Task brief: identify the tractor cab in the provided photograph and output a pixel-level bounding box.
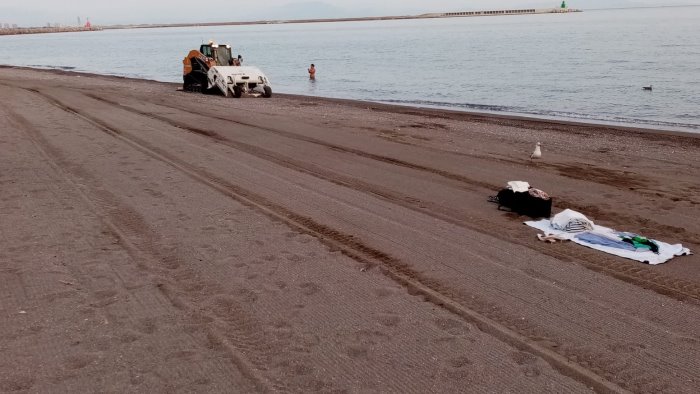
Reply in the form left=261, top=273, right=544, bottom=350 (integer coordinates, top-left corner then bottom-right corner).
left=200, top=43, right=233, bottom=66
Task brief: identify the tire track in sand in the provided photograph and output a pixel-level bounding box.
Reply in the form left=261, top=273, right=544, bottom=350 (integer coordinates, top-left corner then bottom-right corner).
left=25, top=88, right=631, bottom=393
left=3, top=88, right=276, bottom=393
left=85, top=92, right=700, bottom=304
left=66, top=89, right=700, bottom=389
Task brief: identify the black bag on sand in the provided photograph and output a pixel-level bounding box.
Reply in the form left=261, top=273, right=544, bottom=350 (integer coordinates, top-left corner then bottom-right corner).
left=493, top=188, right=552, bottom=218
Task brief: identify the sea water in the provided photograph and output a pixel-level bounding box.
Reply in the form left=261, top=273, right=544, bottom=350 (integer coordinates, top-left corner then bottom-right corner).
left=1, top=6, right=699, bottom=132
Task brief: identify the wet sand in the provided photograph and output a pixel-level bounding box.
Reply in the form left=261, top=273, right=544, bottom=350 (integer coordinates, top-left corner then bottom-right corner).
left=1, top=67, right=699, bottom=393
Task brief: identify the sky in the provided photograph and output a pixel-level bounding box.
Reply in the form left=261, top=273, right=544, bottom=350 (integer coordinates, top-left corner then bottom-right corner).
left=1, top=0, right=698, bottom=27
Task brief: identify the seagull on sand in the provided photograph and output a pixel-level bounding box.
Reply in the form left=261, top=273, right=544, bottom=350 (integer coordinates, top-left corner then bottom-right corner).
left=531, top=142, right=542, bottom=159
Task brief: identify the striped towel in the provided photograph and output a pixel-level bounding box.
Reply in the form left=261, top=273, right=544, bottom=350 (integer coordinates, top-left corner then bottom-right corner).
left=550, top=209, right=594, bottom=233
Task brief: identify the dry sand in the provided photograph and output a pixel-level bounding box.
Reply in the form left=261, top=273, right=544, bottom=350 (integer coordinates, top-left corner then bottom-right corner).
left=1, top=67, right=699, bottom=393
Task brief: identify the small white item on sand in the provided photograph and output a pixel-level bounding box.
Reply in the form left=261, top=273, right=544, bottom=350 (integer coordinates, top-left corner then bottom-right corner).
left=507, top=181, right=530, bottom=193
left=531, top=142, right=542, bottom=159
left=18, top=310, right=27, bottom=314
left=537, top=234, right=569, bottom=243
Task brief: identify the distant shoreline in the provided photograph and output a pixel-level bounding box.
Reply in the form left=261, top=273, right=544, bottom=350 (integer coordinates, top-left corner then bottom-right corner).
left=103, top=15, right=421, bottom=30
left=0, top=26, right=101, bottom=36
left=1, top=8, right=578, bottom=36
left=102, top=7, right=581, bottom=31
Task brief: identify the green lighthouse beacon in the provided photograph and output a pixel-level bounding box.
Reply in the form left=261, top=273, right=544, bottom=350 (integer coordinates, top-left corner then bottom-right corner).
left=561, top=1, right=567, bottom=8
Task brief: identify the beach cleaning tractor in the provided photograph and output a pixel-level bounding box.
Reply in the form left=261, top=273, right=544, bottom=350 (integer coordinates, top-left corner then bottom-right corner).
left=182, top=41, right=272, bottom=98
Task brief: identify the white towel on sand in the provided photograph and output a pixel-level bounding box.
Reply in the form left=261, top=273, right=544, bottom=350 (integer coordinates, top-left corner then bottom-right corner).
left=525, top=219, right=691, bottom=265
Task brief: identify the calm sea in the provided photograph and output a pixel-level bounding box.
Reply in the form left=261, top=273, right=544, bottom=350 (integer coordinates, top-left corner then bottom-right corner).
left=1, top=6, right=699, bottom=132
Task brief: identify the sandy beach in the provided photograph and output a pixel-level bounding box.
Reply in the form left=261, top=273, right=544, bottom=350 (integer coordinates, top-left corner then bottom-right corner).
left=1, top=66, right=699, bottom=392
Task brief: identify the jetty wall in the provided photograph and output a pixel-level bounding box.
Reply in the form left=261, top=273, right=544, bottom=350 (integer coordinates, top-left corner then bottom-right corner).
left=0, top=26, right=101, bottom=36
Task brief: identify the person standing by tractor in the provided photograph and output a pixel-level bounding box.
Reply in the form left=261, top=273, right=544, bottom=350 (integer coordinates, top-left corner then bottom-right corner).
left=308, top=64, right=316, bottom=80
left=229, top=55, right=242, bottom=66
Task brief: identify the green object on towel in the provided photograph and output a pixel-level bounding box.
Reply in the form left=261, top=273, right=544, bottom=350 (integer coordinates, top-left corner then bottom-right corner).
left=621, top=235, right=659, bottom=253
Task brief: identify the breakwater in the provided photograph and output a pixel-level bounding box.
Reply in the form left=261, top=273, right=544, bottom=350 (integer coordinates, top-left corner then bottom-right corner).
left=434, top=7, right=582, bottom=17
left=102, top=7, right=581, bottom=30
left=0, top=26, right=101, bottom=36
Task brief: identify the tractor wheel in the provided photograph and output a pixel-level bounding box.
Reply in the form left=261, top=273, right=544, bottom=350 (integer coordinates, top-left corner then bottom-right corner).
left=233, top=86, right=242, bottom=98
left=263, top=86, right=272, bottom=98
left=183, top=74, right=197, bottom=92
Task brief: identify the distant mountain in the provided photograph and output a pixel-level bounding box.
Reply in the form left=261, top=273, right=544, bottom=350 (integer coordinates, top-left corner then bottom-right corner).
left=244, top=2, right=350, bottom=21
left=373, top=1, right=697, bottom=16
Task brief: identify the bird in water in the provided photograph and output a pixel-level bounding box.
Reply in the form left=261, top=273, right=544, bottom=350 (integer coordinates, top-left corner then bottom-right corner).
left=531, top=142, right=542, bottom=159
left=643, top=85, right=653, bottom=91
